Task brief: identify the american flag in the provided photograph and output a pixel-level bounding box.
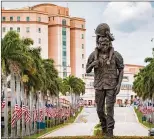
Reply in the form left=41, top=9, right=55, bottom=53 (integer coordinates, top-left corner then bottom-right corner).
left=141, top=106, right=147, bottom=114
left=45, top=106, right=50, bottom=117
left=50, top=108, right=55, bottom=118
left=39, top=108, right=44, bottom=122
left=45, top=103, right=51, bottom=117
left=1, top=98, right=6, bottom=109
left=11, top=103, right=20, bottom=127
left=52, top=108, right=57, bottom=118
left=61, top=108, right=66, bottom=117
left=147, top=105, right=153, bottom=114
left=25, top=106, right=31, bottom=123
left=16, top=105, right=22, bottom=121
left=65, top=109, right=70, bottom=117
left=58, top=108, right=63, bottom=118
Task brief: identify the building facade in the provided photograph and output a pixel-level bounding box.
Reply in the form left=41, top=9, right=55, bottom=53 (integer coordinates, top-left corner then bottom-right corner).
left=2, top=3, right=86, bottom=79
left=2, top=7, right=49, bottom=59
left=82, top=64, right=144, bottom=106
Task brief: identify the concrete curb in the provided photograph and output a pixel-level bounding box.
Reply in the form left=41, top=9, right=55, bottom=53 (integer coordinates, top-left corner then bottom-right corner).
left=74, top=107, right=84, bottom=123
left=132, top=107, right=149, bottom=130
left=38, top=123, right=71, bottom=139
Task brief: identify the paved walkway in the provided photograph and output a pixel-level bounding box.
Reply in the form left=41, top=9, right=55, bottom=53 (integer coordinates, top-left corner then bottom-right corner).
left=114, top=107, right=148, bottom=136
left=41, top=106, right=148, bottom=138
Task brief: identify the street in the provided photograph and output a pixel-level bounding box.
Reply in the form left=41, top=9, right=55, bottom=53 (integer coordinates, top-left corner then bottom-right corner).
left=40, top=107, right=148, bottom=138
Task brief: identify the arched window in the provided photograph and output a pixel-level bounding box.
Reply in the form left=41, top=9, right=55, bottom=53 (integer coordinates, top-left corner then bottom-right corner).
left=62, top=19, right=66, bottom=25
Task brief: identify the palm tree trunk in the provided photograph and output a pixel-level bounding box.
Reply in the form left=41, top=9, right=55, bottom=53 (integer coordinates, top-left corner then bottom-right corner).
left=3, top=75, right=8, bottom=138
left=11, top=73, right=16, bottom=138
left=30, top=91, right=33, bottom=135
left=25, top=92, right=30, bottom=136
left=42, top=94, right=45, bottom=123
left=21, top=82, right=25, bottom=137
left=70, top=88, right=73, bottom=117
left=16, top=75, right=21, bottom=137
left=34, top=93, right=37, bottom=133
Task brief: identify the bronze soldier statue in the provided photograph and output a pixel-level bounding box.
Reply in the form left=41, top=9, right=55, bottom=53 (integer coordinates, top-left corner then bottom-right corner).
left=86, top=23, right=124, bottom=137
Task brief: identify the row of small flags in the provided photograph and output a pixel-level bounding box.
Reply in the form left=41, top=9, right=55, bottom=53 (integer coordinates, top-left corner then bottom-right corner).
left=9, top=102, right=83, bottom=127
left=138, top=105, right=154, bottom=115
left=1, top=98, right=85, bottom=110
left=11, top=103, right=31, bottom=127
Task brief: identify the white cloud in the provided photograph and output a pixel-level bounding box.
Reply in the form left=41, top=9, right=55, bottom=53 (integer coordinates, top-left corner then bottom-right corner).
left=102, top=2, right=153, bottom=30
left=96, top=2, right=154, bottom=66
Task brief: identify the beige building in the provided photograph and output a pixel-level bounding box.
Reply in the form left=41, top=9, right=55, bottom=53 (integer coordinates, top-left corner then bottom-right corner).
left=2, top=3, right=86, bottom=79
left=82, top=64, right=144, bottom=106
left=2, top=7, right=49, bottom=59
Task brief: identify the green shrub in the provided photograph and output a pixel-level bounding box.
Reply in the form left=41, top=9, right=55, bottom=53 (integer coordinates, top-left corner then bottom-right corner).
left=94, top=123, right=101, bottom=128
left=45, top=120, right=55, bottom=128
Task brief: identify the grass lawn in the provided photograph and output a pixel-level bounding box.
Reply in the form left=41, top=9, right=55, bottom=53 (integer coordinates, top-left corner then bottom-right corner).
left=93, top=123, right=102, bottom=136
left=24, top=107, right=83, bottom=139
left=134, top=107, right=154, bottom=129
left=27, top=136, right=154, bottom=139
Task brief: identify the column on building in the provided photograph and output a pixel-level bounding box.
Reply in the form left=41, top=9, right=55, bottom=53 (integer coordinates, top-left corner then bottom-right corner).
left=70, top=18, right=86, bottom=79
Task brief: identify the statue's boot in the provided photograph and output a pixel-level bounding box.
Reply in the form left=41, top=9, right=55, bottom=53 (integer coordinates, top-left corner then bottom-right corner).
left=105, top=129, right=114, bottom=138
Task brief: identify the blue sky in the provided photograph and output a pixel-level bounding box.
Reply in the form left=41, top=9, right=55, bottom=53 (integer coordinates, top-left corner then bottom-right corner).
left=2, top=2, right=154, bottom=66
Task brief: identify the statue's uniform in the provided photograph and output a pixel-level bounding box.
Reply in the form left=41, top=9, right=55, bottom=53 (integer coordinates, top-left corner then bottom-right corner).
left=86, top=51, right=124, bottom=132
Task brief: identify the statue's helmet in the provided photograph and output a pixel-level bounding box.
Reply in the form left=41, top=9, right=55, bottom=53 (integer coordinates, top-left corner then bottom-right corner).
left=95, top=23, right=110, bottom=36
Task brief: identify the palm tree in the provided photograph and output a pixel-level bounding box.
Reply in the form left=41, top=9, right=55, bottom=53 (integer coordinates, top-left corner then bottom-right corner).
left=1, top=31, right=33, bottom=138
left=133, top=48, right=154, bottom=100
left=63, top=75, right=85, bottom=112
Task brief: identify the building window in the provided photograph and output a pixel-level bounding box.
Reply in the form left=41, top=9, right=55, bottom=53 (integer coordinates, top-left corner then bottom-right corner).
left=63, top=72, right=67, bottom=77
left=38, top=28, right=41, bottom=33
left=82, top=64, right=84, bottom=68
left=2, top=16, right=6, bottom=21
left=82, top=44, right=84, bottom=49
left=17, top=16, right=20, bottom=21
left=17, top=27, right=20, bottom=32
left=82, top=34, right=84, bottom=39
left=62, top=19, right=66, bottom=25
left=48, top=17, right=50, bottom=21
left=26, top=27, right=30, bottom=33
left=62, top=27, right=67, bottom=74
left=10, top=16, right=13, bottom=21
left=10, top=27, right=13, bottom=31
left=129, top=68, right=135, bottom=73
left=66, top=11, right=68, bottom=16
left=63, top=51, right=66, bottom=56
left=38, top=38, right=41, bottom=44
left=26, top=17, right=30, bottom=21
left=38, top=17, right=41, bottom=22
left=82, top=74, right=84, bottom=78
left=82, top=24, right=84, bottom=28
left=58, top=9, right=60, bottom=14
left=82, top=54, right=84, bottom=59
left=63, top=41, right=66, bottom=46
left=62, top=30, right=66, bottom=35
left=53, top=17, right=54, bottom=20
left=2, top=27, right=6, bottom=32
left=63, top=61, right=66, bottom=66
left=90, top=82, right=94, bottom=86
